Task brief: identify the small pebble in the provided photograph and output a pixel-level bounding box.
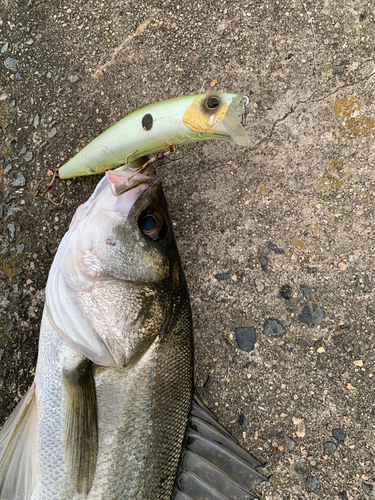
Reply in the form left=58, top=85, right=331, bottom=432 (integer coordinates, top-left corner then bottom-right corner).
left=15, top=73, right=22, bottom=81
left=4, top=164, right=12, bottom=174
left=267, top=241, right=284, bottom=254
left=276, top=431, right=296, bottom=451
left=324, top=441, right=337, bottom=452
left=1, top=42, right=8, bottom=53
left=214, top=270, right=232, bottom=281
left=10, top=172, right=26, bottom=187
left=238, top=414, right=246, bottom=426
left=235, top=327, right=256, bottom=352
left=46, top=71, right=52, bottom=78
left=332, top=428, right=346, bottom=443
left=307, top=267, right=317, bottom=274
left=16, top=244, right=24, bottom=254
left=255, top=278, right=264, bottom=293
left=7, top=222, right=15, bottom=240
left=359, top=12, right=366, bottom=22
left=68, top=74, right=80, bottom=83
left=4, top=57, right=18, bottom=71
left=0, top=349, right=3, bottom=361
left=300, top=284, right=311, bottom=299
left=363, top=482, right=375, bottom=498
left=278, top=284, right=292, bottom=299
left=332, top=66, right=344, bottom=75
left=0, top=205, right=3, bottom=220
left=24, top=151, right=33, bottom=162
left=306, top=476, right=320, bottom=495
left=83, top=113, right=92, bottom=122
left=47, top=127, right=57, bottom=139
left=259, top=254, right=268, bottom=272
left=339, top=491, right=348, bottom=500
left=312, top=306, right=324, bottom=325
left=363, top=275, right=370, bottom=293
left=20, top=146, right=27, bottom=155
left=263, top=318, right=286, bottom=337
left=299, top=305, right=311, bottom=322
left=33, top=115, right=40, bottom=128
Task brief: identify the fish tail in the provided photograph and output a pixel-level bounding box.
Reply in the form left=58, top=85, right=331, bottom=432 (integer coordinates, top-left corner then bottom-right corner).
left=0, top=384, right=37, bottom=500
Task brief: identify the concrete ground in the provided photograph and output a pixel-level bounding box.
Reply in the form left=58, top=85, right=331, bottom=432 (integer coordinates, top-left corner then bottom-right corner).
left=1, top=0, right=374, bottom=498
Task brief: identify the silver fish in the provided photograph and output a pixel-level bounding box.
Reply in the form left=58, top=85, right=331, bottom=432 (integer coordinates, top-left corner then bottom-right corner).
left=0, top=167, right=267, bottom=500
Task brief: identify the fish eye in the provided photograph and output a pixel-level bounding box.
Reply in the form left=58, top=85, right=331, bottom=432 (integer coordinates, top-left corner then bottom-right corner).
left=206, top=96, right=221, bottom=109
left=139, top=211, right=167, bottom=241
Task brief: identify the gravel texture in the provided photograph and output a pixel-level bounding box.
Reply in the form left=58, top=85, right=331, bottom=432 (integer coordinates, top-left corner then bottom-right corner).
left=0, top=0, right=375, bottom=498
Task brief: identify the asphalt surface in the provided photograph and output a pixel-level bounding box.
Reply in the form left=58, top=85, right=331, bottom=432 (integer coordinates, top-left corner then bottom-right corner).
left=1, top=0, right=375, bottom=498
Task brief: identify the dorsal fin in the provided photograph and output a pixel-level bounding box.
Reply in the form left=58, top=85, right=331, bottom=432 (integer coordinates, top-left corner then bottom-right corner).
left=174, top=394, right=267, bottom=500
left=0, top=384, right=37, bottom=500
left=63, top=358, right=98, bottom=495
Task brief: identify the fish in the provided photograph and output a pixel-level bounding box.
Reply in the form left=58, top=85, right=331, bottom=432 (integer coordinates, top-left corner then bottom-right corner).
left=0, top=167, right=267, bottom=499
left=59, top=93, right=250, bottom=179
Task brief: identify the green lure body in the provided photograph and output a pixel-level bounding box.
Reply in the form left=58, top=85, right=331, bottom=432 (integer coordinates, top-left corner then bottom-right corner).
left=59, top=93, right=249, bottom=179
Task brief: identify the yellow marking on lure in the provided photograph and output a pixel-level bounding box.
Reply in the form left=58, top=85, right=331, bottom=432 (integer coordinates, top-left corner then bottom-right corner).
left=182, top=96, right=229, bottom=133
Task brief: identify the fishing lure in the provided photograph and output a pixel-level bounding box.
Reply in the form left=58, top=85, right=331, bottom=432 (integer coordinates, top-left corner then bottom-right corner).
left=59, top=93, right=250, bottom=179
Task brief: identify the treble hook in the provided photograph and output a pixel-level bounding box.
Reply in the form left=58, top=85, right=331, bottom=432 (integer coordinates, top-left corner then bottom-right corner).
left=34, top=169, right=64, bottom=206
left=126, top=145, right=177, bottom=182
left=240, top=95, right=250, bottom=126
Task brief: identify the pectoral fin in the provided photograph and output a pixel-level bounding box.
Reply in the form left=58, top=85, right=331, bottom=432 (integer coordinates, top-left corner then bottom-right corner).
left=63, top=358, right=98, bottom=495
left=174, top=394, right=267, bottom=500
left=0, top=384, right=37, bottom=500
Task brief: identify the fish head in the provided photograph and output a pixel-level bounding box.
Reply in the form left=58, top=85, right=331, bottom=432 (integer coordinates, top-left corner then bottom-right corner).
left=46, top=168, right=186, bottom=368
left=182, top=93, right=250, bottom=146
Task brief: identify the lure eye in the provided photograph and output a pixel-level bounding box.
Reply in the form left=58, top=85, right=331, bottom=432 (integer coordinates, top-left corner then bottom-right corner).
left=139, top=212, right=166, bottom=241
left=206, top=97, right=221, bottom=109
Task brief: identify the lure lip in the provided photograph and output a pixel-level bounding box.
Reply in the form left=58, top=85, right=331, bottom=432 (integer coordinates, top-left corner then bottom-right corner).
left=58, top=93, right=251, bottom=179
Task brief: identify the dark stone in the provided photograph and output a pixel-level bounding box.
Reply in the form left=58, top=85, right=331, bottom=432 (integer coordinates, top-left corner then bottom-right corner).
left=307, top=267, right=317, bottom=274
left=276, top=431, right=296, bottom=451
left=235, top=327, right=256, bottom=352
left=238, top=414, right=246, bottom=426
left=259, top=254, right=268, bottom=272
left=0, top=205, right=3, bottom=220
left=339, top=491, right=348, bottom=500
left=267, top=241, right=284, bottom=254
left=363, top=482, right=375, bottom=497
left=300, top=284, right=311, bottom=299
left=214, top=270, right=232, bottom=281
left=24, top=151, right=33, bottom=162
left=364, top=275, right=370, bottom=293
left=306, top=476, right=320, bottom=494
left=286, top=53, right=294, bottom=59
left=312, top=306, right=324, bottom=325
left=332, top=428, right=346, bottom=443
left=299, top=305, right=311, bottom=322
left=332, top=66, right=344, bottom=75
left=83, top=113, right=92, bottom=122
left=10, top=172, right=26, bottom=187
left=324, top=441, right=337, bottom=452
left=263, top=318, right=286, bottom=337
left=278, top=284, right=292, bottom=299
left=359, top=12, right=366, bottom=22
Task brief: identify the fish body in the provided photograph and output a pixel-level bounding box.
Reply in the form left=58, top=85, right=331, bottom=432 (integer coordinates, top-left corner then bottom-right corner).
left=0, top=169, right=266, bottom=499
left=59, top=93, right=249, bottom=178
